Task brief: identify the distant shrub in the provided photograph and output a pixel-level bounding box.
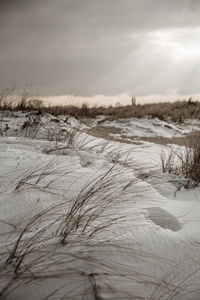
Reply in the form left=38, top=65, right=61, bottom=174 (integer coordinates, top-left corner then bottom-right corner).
left=0, top=88, right=200, bottom=121
left=26, top=99, right=43, bottom=110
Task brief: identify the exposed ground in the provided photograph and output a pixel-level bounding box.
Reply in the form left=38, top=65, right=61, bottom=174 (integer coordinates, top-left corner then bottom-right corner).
left=88, top=116, right=200, bottom=145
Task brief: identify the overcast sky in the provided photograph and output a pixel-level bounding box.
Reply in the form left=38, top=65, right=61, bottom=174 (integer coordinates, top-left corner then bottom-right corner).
left=1, top=0, right=200, bottom=100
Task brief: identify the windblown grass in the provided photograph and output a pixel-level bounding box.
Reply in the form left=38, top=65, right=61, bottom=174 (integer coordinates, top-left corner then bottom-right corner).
left=161, top=132, right=200, bottom=189
left=0, top=165, right=141, bottom=299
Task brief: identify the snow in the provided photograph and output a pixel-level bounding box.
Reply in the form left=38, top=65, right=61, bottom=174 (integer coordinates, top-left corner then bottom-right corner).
left=101, top=116, right=200, bottom=138
left=0, top=111, right=200, bottom=299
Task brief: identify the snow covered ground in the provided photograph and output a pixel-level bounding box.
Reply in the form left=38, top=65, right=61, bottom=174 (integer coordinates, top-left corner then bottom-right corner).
left=100, top=116, right=200, bottom=139
left=0, top=111, right=200, bottom=299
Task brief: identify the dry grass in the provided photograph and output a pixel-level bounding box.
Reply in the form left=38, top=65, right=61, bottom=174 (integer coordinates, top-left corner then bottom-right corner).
left=0, top=166, right=142, bottom=299
left=42, top=99, right=200, bottom=124
left=161, top=132, right=200, bottom=189
left=150, top=260, right=200, bottom=300
left=0, top=88, right=200, bottom=123
left=15, top=157, right=71, bottom=193
left=37, top=100, right=200, bottom=123
left=0, top=87, right=41, bottom=112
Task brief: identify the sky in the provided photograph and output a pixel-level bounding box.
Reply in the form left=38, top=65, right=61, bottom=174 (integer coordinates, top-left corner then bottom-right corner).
left=1, top=0, right=200, bottom=104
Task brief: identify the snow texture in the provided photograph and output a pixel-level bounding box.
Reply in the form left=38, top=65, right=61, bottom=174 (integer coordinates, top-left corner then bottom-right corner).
left=0, top=111, right=200, bottom=300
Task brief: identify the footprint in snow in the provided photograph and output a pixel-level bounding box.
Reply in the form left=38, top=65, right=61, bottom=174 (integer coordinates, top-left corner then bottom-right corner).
left=78, top=153, right=93, bottom=168
left=146, top=207, right=182, bottom=232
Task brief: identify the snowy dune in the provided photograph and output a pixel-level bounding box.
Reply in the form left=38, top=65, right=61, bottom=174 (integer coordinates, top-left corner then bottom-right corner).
left=0, top=111, right=200, bottom=299
left=101, top=117, right=200, bottom=139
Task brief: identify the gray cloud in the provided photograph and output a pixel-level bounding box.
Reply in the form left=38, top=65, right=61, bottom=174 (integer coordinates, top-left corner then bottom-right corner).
left=0, top=0, right=200, bottom=96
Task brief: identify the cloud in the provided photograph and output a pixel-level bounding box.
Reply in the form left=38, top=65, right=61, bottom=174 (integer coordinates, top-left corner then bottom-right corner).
left=0, top=0, right=200, bottom=97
